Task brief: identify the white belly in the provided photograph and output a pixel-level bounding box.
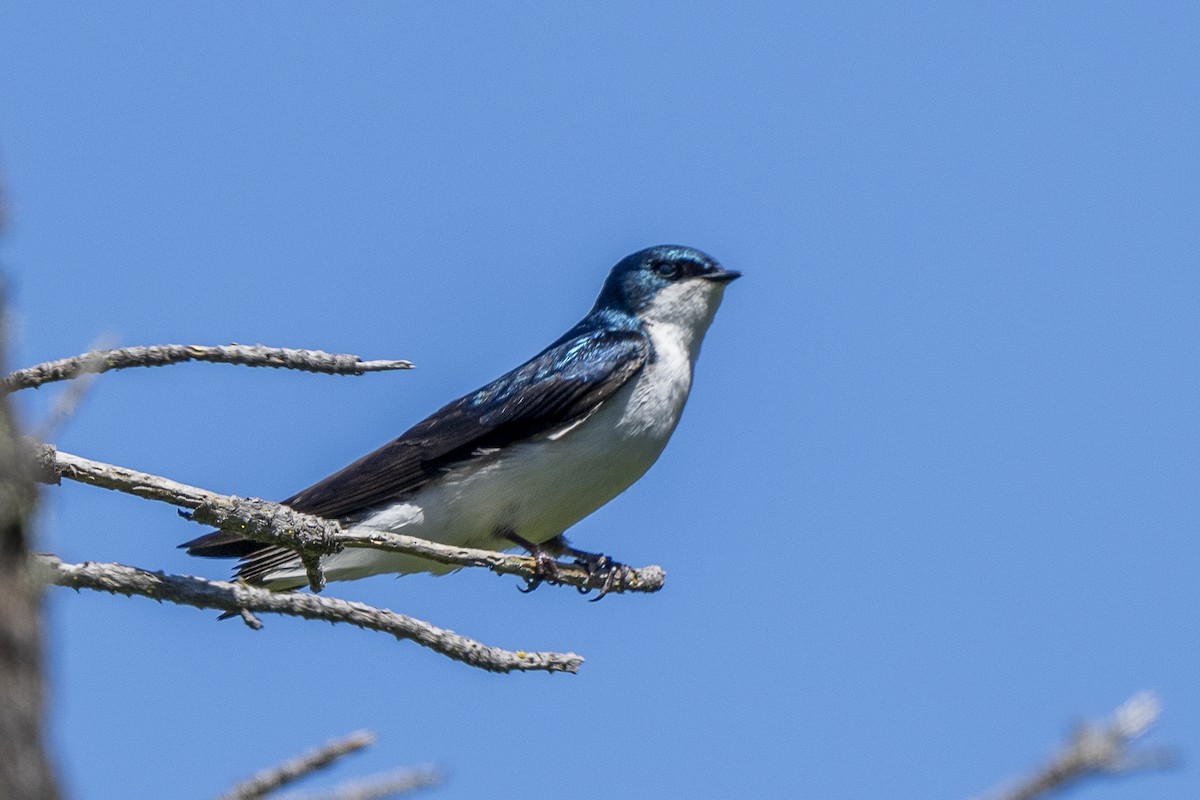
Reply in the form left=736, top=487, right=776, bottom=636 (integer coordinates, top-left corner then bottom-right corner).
left=274, top=336, right=695, bottom=586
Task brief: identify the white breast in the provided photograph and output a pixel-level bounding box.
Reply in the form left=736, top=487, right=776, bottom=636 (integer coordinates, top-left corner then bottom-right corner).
left=404, top=328, right=695, bottom=552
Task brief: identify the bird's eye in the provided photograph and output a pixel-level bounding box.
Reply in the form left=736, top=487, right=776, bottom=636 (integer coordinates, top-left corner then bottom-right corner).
left=653, top=260, right=680, bottom=280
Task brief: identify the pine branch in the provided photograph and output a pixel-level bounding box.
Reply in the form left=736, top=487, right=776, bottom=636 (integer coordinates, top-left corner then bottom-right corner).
left=3, top=343, right=412, bottom=392
left=975, top=692, right=1175, bottom=800
left=34, top=555, right=582, bottom=674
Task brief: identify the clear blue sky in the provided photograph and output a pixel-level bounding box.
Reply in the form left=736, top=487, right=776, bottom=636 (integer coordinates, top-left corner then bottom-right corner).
left=1, top=3, right=1197, bottom=798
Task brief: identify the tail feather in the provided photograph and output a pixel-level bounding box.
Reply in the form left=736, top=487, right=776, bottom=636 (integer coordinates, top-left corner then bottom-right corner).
left=180, top=530, right=303, bottom=588
left=236, top=544, right=305, bottom=586
left=180, top=530, right=262, bottom=560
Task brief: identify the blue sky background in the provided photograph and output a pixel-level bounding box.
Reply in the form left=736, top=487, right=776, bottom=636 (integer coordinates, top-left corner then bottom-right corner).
left=1, top=3, right=1197, bottom=798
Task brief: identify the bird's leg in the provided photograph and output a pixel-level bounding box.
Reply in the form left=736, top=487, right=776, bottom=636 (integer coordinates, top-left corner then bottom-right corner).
left=503, top=531, right=562, bottom=593
left=545, top=536, right=628, bottom=601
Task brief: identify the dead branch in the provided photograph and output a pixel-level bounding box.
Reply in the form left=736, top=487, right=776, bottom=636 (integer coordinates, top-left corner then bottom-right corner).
left=338, top=528, right=664, bottom=596
left=217, top=731, right=375, bottom=800
left=275, top=767, right=442, bottom=800
left=215, top=730, right=442, bottom=800
left=31, top=339, right=113, bottom=439
left=37, top=444, right=340, bottom=593
left=975, top=691, right=1174, bottom=800
left=34, top=555, right=582, bottom=674
left=4, top=343, right=412, bottom=392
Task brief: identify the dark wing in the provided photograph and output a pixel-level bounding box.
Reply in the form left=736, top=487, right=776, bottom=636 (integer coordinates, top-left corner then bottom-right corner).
left=280, top=328, right=648, bottom=518
left=182, top=329, right=649, bottom=570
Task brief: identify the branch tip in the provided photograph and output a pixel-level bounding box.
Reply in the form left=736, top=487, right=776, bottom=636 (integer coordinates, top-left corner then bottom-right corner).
left=5, top=343, right=413, bottom=392
left=976, top=691, right=1171, bottom=800
left=216, top=730, right=378, bottom=800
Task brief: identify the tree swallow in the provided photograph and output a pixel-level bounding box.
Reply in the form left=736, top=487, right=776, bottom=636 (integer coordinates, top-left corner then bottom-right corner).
left=184, top=245, right=739, bottom=595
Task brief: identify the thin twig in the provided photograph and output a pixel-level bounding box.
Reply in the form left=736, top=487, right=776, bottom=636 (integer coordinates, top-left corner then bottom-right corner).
left=4, top=343, right=413, bottom=392
left=276, top=767, right=443, bottom=800
left=32, top=339, right=113, bottom=438
left=975, top=692, right=1175, bottom=800
left=217, top=731, right=375, bottom=800
left=238, top=608, right=264, bottom=630
left=34, top=369, right=100, bottom=438
left=337, top=528, right=664, bottom=595
left=301, top=552, right=328, bottom=594
left=34, top=555, right=582, bottom=674
left=35, top=443, right=666, bottom=596
left=39, top=444, right=337, bottom=593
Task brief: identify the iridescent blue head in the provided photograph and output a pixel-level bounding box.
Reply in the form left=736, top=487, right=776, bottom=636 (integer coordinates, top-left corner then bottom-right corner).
left=592, top=245, right=740, bottom=317
left=580, top=245, right=739, bottom=355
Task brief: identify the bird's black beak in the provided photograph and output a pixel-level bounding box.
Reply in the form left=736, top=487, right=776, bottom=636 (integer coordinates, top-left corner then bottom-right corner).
left=701, top=268, right=742, bottom=284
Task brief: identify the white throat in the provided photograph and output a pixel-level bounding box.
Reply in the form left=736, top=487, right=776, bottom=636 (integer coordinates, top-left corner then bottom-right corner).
left=639, top=279, right=729, bottom=363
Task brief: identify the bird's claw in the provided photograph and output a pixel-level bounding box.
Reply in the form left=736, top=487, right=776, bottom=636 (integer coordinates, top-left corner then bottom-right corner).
left=511, top=536, right=629, bottom=599
left=518, top=549, right=563, bottom=593
left=572, top=552, right=628, bottom=602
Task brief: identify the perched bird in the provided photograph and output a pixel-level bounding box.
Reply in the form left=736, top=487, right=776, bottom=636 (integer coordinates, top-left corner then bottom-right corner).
left=184, top=245, right=738, bottom=595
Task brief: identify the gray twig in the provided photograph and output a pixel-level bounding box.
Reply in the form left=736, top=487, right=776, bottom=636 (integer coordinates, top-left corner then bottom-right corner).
left=337, top=528, right=665, bottom=595
left=40, top=444, right=337, bottom=593
left=35, top=443, right=665, bottom=596
left=238, top=608, right=263, bottom=630
left=275, top=768, right=443, bottom=800
left=34, top=555, right=582, bottom=674
left=34, top=369, right=100, bottom=438
left=4, top=343, right=413, bottom=392
left=301, top=552, right=328, bottom=594
left=32, top=340, right=113, bottom=438
left=217, top=731, right=376, bottom=800
left=975, top=692, right=1175, bottom=800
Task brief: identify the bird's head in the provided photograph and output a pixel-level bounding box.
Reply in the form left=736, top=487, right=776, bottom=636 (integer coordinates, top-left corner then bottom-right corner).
left=593, top=245, right=740, bottom=334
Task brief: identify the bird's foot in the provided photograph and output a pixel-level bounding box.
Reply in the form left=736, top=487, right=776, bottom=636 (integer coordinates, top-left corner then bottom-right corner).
left=518, top=547, right=563, bottom=594
left=566, top=548, right=629, bottom=602
left=505, top=532, right=628, bottom=599
left=503, top=531, right=564, bottom=593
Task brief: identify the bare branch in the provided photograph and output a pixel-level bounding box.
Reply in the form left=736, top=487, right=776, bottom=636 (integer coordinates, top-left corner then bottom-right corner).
left=214, top=729, right=441, bottom=800
left=34, top=555, right=582, bottom=673
left=33, top=369, right=100, bottom=438
left=975, top=692, right=1175, bottom=800
left=217, top=731, right=376, bottom=800
left=4, top=343, right=413, bottom=392
left=301, top=552, right=328, bottom=594
left=238, top=608, right=264, bottom=630
left=38, top=444, right=338, bottom=592
left=35, top=443, right=665, bottom=596
left=277, top=767, right=443, bottom=800
left=339, top=528, right=665, bottom=596
left=31, top=339, right=112, bottom=439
